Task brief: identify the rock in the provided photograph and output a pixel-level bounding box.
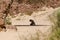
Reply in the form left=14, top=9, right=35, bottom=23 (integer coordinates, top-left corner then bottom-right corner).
left=0, top=18, right=4, bottom=25
left=5, top=25, right=17, bottom=32
left=0, top=0, right=11, bottom=25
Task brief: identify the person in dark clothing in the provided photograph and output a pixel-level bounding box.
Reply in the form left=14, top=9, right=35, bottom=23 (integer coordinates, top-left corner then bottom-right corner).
left=29, top=19, right=36, bottom=26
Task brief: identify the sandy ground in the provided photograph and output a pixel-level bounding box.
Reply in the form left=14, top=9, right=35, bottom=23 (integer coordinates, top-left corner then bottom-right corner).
left=0, top=26, right=51, bottom=40
left=0, top=7, right=60, bottom=40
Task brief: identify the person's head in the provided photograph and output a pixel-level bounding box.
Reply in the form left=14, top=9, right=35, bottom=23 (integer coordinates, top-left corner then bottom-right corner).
left=29, top=19, right=33, bottom=22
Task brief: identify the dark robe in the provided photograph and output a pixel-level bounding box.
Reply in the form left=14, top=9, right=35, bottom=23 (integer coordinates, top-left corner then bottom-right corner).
left=30, top=19, right=36, bottom=26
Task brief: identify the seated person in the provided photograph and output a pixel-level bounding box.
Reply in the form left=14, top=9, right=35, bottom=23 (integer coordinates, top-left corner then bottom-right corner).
left=29, top=19, right=36, bottom=26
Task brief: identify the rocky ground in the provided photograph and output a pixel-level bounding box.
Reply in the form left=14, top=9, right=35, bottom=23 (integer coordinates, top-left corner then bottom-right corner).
left=0, top=7, right=59, bottom=40
left=0, top=0, right=60, bottom=40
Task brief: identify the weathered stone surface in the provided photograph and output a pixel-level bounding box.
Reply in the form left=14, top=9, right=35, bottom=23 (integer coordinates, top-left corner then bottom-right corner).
left=0, top=0, right=11, bottom=12
left=0, top=0, right=11, bottom=25
left=0, top=18, right=4, bottom=25
left=0, top=13, right=3, bottom=18
left=6, top=25, right=17, bottom=31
